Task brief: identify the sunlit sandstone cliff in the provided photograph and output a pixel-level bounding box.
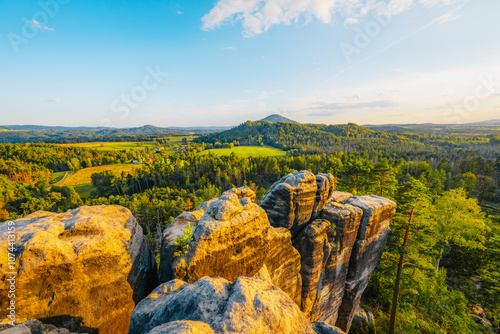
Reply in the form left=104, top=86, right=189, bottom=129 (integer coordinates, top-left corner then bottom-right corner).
left=0, top=171, right=395, bottom=334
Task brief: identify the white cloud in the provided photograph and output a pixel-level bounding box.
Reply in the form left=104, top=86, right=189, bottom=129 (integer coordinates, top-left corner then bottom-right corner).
left=176, top=10, right=183, bottom=15
left=28, top=19, right=54, bottom=32
left=223, top=46, right=237, bottom=51
left=201, top=0, right=465, bottom=36
left=435, top=13, right=461, bottom=24
left=47, top=98, right=61, bottom=103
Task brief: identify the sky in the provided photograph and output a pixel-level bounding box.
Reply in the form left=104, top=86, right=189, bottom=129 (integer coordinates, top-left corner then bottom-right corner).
left=0, top=0, right=499, bottom=128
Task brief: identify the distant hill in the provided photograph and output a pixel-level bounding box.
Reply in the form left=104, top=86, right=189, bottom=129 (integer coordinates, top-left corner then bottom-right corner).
left=260, top=114, right=298, bottom=124
left=365, top=119, right=500, bottom=135
left=0, top=124, right=229, bottom=144
left=195, top=120, right=426, bottom=155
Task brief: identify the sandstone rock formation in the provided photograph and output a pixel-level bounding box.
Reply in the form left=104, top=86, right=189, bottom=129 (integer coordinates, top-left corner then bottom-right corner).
left=260, top=170, right=318, bottom=237
left=0, top=317, right=96, bottom=334
left=157, top=174, right=396, bottom=334
left=263, top=227, right=302, bottom=305
left=144, top=321, right=215, bottom=334
left=312, top=322, right=346, bottom=334
left=349, top=306, right=375, bottom=334
left=158, top=188, right=270, bottom=284
left=311, top=201, right=363, bottom=325
left=0, top=206, right=157, bottom=334
left=293, top=219, right=331, bottom=313
left=129, top=276, right=317, bottom=334
left=336, top=195, right=396, bottom=332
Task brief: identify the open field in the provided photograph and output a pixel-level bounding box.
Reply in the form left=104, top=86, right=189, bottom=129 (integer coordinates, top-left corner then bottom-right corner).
left=57, top=136, right=196, bottom=151
left=71, top=183, right=95, bottom=199
left=59, top=164, right=141, bottom=187
left=199, top=146, right=286, bottom=157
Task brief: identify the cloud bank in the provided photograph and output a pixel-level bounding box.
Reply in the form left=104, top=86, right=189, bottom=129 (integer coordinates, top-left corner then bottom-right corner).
left=201, top=0, right=464, bottom=36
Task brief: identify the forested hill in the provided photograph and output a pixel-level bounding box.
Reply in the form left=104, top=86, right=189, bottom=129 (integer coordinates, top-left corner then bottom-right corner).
left=0, top=125, right=229, bottom=144
left=196, top=120, right=500, bottom=156
left=196, top=121, right=431, bottom=155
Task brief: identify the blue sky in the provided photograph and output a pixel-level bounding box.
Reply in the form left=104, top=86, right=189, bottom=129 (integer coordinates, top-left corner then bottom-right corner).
left=0, top=0, right=499, bottom=127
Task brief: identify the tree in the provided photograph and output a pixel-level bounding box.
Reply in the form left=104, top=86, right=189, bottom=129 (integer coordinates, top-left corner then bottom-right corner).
left=372, top=158, right=396, bottom=197
left=430, top=188, right=489, bottom=272
left=389, top=177, right=430, bottom=334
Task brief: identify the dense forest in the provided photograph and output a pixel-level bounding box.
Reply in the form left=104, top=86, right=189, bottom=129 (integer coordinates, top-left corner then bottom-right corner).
left=1, top=121, right=499, bottom=333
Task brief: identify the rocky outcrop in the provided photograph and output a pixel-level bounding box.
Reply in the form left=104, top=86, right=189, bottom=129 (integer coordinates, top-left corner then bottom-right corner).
left=159, top=187, right=303, bottom=304
left=158, top=210, right=204, bottom=284
left=336, top=195, right=396, bottom=332
left=293, top=219, right=331, bottom=313
left=0, top=206, right=157, bottom=334
left=3, top=172, right=395, bottom=334
left=0, top=317, right=97, bottom=334
left=144, top=321, right=215, bottom=334
left=312, top=174, right=336, bottom=220
left=129, top=277, right=317, bottom=334
left=349, top=306, right=375, bottom=334
left=263, top=227, right=302, bottom=305
left=260, top=171, right=318, bottom=237
left=159, top=188, right=269, bottom=284
left=311, top=202, right=363, bottom=325
left=312, top=322, right=346, bottom=334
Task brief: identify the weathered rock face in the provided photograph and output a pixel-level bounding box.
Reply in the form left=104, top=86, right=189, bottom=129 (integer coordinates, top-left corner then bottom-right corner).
left=311, top=202, right=363, bottom=325
left=159, top=188, right=270, bottom=284
left=349, top=306, right=375, bottom=334
left=144, top=321, right=216, bottom=334
left=293, top=219, right=331, bottom=314
left=263, top=227, right=303, bottom=305
left=312, top=174, right=336, bottom=220
left=336, top=195, right=396, bottom=332
left=312, top=322, right=346, bottom=334
left=0, top=206, right=157, bottom=334
left=260, top=171, right=318, bottom=237
left=159, top=187, right=303, bottom=305
left=129, top=277, right=317, bottom=334
left=258, top=176, right=395, bottom=332
left=158, top=210, right=204, bottom=284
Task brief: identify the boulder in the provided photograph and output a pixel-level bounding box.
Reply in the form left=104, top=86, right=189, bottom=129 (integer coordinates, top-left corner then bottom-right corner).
left=129, top=276, right=316, bottom=334
left=260, top=171, right=317, bottom=237
left=349, top=306, right=375, bottom=334
left=144, top=321, right=215, bottom=334
left=0, top=318, right=95, bottom=334
left=158, top=188, right=270, bottom=284
left=293, top=220, right=331, bottom=314
left=311, top=322, right=345, bottom=334
left=336, top=195, right=396, bottom=332
left=311, top=201, right=363, bottom=325
left=329, top=192, right=353, bottom=203
left=263, top=227, right=302, bottom=305
left=0, top=206, right=157, bottom=334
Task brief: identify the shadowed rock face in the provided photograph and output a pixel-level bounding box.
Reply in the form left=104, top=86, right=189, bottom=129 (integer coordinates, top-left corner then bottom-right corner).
left=129, top=277, right=317, bottom=334
left=311, top=202, right=363, bottom=325
left=260, top=171, right=318, bottom=237
left=0, top=205, right=157, bottom=334
left=312, top=174, right=336, bottom=220
left=293, top=219, right=332, bottom=314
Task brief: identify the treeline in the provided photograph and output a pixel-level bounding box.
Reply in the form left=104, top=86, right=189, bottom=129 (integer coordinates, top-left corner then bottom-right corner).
left=196, top=121, right=500, bottom=156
